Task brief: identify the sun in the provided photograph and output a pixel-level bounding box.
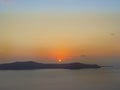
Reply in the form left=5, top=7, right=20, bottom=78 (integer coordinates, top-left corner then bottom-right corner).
left=58, top=59, right=62, bottom=63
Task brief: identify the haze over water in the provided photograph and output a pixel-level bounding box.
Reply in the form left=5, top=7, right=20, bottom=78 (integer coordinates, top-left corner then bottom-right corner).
left=0, top=68, right=120, bottom=90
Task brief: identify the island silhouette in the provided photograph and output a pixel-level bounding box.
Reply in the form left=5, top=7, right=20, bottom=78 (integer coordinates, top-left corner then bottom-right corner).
left=0, top=61, right=101, bottom=70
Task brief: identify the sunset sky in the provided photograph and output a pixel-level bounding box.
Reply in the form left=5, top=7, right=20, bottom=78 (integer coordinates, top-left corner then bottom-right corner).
left=0, top=0, right=120, bottom=64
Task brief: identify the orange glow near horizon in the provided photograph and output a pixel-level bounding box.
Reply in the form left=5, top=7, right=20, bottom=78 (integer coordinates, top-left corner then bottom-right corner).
left=50, top=46, right=70, bottom=62
left=0, top=44, right=119, bottom=60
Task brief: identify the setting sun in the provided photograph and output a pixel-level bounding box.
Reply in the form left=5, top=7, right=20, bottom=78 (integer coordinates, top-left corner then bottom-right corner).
left=58, top=59, right=62, bottom=63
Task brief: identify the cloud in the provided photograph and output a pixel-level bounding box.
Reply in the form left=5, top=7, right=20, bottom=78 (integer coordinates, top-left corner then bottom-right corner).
left=110, top=33, right=116, bottom=36
left=80, top=54, right=87, bottom=58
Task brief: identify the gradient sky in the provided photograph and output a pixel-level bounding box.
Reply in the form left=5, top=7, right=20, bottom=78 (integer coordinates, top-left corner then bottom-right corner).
left=0, top=0, right=120, bottom=64
left=0, top=0, right=120, bottom=12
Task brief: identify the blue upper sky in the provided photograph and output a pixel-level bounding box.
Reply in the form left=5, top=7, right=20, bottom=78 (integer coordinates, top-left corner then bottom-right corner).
left=0, top=0, right=120, bottom=12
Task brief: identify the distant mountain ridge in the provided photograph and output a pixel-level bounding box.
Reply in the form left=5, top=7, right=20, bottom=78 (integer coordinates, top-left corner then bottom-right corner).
left=0, top=61, right=101, bottom=70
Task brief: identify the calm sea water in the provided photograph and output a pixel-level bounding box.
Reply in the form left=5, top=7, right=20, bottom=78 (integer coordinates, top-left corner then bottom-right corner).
left=0, top=68, right=120, bottom=90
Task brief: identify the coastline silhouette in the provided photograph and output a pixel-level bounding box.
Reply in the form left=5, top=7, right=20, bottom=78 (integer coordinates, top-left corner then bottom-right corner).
left=0, top=61, right=101, bottom=70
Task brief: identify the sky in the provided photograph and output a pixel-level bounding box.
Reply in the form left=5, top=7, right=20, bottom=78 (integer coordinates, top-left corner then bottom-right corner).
left=0, top=0, right=120, bottom=64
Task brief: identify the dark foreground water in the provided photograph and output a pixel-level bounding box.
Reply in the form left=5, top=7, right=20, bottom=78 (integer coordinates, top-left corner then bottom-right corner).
left=0, top=68, right=120, bottom=90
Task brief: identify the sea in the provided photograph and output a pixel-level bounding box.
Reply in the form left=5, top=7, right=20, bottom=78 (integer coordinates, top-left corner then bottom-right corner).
left=0, top=67, right=120, bottom=90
